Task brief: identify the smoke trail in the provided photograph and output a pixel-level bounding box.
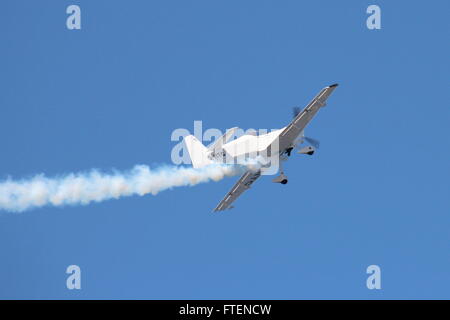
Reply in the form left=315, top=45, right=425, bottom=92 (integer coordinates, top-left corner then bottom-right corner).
left=0, top=163, right=258, bottom=213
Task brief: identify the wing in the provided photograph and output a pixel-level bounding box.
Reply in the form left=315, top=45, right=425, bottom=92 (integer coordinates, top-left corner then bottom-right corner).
left=213, top=170, right=262, bottom=212
left=279, top=83, right=338, bottom=151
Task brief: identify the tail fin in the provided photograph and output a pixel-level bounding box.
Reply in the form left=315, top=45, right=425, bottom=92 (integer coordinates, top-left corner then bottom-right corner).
left=184, top=135, right=214, bottom=168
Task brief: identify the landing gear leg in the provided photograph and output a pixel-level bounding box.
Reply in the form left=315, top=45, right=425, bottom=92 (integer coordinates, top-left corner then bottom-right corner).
left=272, top=161, right=288, bottom=184
left=286, top=147, right=293, bottom=157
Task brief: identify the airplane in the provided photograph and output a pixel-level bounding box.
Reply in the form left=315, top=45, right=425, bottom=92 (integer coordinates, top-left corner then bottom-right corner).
left=183, top=83, right=339, bottom=212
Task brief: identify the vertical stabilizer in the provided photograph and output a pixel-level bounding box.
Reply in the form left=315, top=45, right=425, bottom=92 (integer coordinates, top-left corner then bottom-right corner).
left=184, top=135, right=214, bottom=168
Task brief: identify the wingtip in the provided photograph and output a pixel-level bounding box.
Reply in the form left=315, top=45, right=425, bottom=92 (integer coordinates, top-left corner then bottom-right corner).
left=329, top=83, right=339, bottom=88
left=212, top=206, right=233, bottom=213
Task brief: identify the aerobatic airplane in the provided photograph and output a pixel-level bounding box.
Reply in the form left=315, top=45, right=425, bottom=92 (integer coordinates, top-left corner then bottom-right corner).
left=184, top=84, right=339, bottom=212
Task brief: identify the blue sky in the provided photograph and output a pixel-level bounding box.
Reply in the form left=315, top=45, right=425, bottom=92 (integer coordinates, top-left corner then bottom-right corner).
left=0, top=0, right=449, bottom=299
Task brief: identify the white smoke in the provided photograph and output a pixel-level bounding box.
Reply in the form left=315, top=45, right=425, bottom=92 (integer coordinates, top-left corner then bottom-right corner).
left=0, top=162, right=260, bottom=213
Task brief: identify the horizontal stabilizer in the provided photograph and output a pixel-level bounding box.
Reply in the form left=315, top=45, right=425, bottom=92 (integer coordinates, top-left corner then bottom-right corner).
left=207, top=127, right=239, bottom=153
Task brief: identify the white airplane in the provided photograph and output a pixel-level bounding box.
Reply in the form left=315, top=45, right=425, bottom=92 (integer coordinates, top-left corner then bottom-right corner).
left=184, top=84, right=339, bottom=212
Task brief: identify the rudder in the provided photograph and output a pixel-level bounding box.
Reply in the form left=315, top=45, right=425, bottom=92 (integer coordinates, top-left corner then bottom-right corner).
left=184, top=135, right=213, bottom=168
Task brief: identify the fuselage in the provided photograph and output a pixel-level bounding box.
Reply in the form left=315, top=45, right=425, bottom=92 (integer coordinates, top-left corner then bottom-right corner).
left=221, top=128, right=285, bottom=160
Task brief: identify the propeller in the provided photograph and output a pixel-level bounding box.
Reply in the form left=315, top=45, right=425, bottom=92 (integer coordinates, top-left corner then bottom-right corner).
left=304, top=136, right=320, bottom=149
left=292, top=107, right=321, bottom=149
